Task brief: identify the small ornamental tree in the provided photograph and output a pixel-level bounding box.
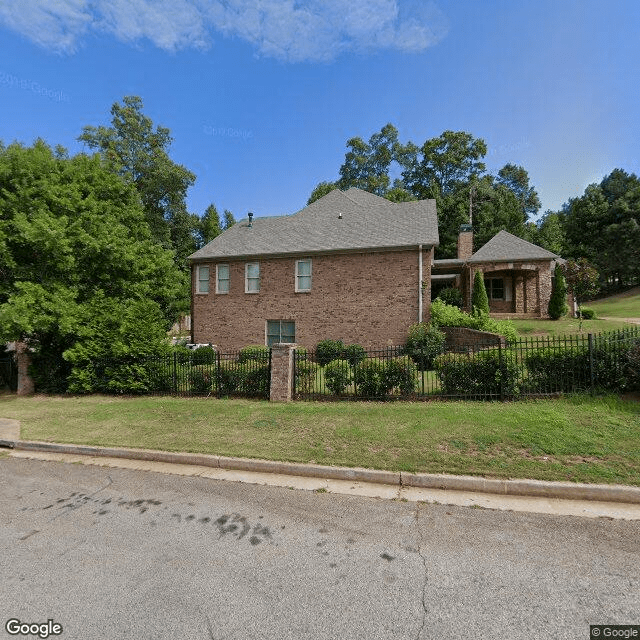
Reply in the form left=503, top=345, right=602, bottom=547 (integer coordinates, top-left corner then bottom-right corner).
left=562, top=258, right=599, bottom=329
left=471, top=271, right=490, bottom=316
left=548, top=263, right=569, bottom=319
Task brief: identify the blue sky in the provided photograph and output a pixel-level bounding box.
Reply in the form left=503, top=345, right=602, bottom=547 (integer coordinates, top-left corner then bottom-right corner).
left=1, top=0, right=639, bottom=222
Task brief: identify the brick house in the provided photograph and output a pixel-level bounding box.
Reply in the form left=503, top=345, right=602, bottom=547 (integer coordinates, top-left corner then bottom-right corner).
left=188, top=188, right=562, bottom=350
left=434, top=228, right=563, bottom=318
left=188, top=188, right=437, bottom=350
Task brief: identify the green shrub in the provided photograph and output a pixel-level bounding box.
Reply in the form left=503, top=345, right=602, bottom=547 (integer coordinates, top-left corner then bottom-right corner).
left=404, top=322, right=445, bottom=370
left=238, top=360, right=270, bottom=396
left=295, top=346, right=308, bottom=360
left=215, top=360, right=243, bottom=396
left=295, top=359, right=319, bottom=393
left=191, top=345, right=217, bottom=365
left=580, top=306, right=596, bottom=320
left=383, top=356, right=418, bottom=395
left=188, top=365, right=215, bottom=393
left=548, top=264, right=569, bottom=319
left=353, top=359, right=388, bottom=397
left=525, top=346, right=589, bottom=393
left=324, top=359, right=352, bottom=394
left=437, top=286, right=463, bottom=308
left=472, top=271, right=490, bottom=316
left=315, top=340, right=345, bottom=367
left=626, top=342, right=640, bottom=390
left=430, top=299, right=518, bottom=344
left=343, top=343, right=367, bottom=367
left=434, top=350, right=521, bottom=398
left=238, top=344, right=269, bottom=363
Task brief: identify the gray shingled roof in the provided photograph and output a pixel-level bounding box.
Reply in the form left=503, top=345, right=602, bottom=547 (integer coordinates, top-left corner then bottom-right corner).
left=188, top=188, right=438, bottom=261
left=468, top=230, right=559, bottom=263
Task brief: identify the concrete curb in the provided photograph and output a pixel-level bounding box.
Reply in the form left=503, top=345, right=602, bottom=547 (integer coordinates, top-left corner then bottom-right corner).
left=7, top=439, right=640, bottom=505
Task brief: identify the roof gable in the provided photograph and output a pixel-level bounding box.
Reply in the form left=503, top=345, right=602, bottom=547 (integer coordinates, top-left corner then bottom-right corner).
left=189, top=188, right=438, bottom=260
left=468, top=230, right=559, bottom=263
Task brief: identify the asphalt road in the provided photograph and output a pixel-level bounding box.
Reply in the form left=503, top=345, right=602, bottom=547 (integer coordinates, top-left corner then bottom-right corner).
left=1, top=457, right=638, bottom=640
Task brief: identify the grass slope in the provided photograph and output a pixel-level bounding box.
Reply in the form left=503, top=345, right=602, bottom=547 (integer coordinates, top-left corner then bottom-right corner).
left=2, top=394, right=639, bottom=486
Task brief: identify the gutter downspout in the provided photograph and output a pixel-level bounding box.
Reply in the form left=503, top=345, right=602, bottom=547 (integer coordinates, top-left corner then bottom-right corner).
left=418, top=245, right=423, bottom=323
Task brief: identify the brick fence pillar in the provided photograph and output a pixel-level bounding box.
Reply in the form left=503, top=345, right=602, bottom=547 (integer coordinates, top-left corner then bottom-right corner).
left=270, top=343, right=296, bottom=402
left=16, top=342, right=35, bottom=396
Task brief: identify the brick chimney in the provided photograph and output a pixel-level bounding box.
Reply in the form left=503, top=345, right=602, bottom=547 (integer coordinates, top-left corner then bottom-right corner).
left=457, top=224, right=474, bottom=260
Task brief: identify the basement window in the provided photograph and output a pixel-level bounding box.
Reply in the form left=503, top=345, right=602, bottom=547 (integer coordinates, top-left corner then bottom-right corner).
left=266, top=320, right=295, bottom=346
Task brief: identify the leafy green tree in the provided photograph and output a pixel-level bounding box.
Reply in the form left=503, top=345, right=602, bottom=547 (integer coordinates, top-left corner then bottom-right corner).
left=496, top=163, right=541, bottom=220
left=198, top=203, right=223, bottom=247
left=548, top=263, right=569, bottom=319
left=337, top=123, right=400, bottom=195
left=222, top=209, right=236, bottom=230
left=0, top=140, right=183, bottom=390
left=471, top=271, right=490, bottom=316
left=531, top=210, right=567, bottom=255
left=78, top=96, right=197, bottom=266
left=562, top=258, right=599, bottom=328
left=398, top=130, right=487, bottom=199
left=307, top=181, right=339, bottom=205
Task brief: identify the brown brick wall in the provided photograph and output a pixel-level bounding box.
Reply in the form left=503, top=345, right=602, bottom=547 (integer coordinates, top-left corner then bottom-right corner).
left=192, top=248, right=433, bottom=351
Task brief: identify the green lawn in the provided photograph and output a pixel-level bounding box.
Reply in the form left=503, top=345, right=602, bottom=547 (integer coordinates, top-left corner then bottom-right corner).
left=511, top=316, right=633, bottom=337
left=588, top=287, right=640, bottom=319
left=2, top=393, right=639, bottom=486
left=509, top=287, right=640, bottom=337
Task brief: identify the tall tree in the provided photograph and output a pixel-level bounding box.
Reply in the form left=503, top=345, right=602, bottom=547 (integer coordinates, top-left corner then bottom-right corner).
left=337, top=123, right=399, bottom=195
left=563, top=258, right=599, bottom=326
left=495, top=163, right=541, bottom=221
left=198, top=203, right=223, bottom=247
left=307, top=181, right=338, bottom=205
left=222, top=209, right=236, bottom=230
left=78, top=96, right=197, bottom=266
left=398, top=130, right=487, bottom=199
left=0, top=140, right=184, bottom=388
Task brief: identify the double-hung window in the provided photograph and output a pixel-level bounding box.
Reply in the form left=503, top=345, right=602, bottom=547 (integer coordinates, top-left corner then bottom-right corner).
left=196, top=265, right=209, bottom=294
left=485, top=278, right=504, bottom=300
left=266, top=321, right=295, bottom=346
left=245, top=262, right=260, bottom=293
left=216, top=264, right=230, bottom=294
left=295, top=259, right=312, bottom=292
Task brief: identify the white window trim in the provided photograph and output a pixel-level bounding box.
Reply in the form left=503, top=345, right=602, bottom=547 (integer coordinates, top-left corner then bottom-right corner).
left=245, top=262, right=260, bottom=293
left=196, top=265, right=210, bottom=295
left=216, top=264, right=230, bottom=294
left=295, top=259, right=312, bottom=293
left=266, top=320, right=296, bottom=346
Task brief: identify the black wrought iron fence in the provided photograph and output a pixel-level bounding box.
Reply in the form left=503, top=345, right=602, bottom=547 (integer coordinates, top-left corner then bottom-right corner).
left=82, top=349, right=271, bottom=399
left=0, top=355, right=17, bottom=392
left=293, top=327, right=640, bottom=401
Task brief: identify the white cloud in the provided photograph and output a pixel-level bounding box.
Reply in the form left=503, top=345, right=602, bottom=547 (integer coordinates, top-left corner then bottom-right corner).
left=0, top=0, right=449, bottom=62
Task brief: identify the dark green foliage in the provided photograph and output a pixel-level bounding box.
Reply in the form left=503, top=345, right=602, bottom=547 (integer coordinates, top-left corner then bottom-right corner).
left=295, top=360, right=319, bottom=394
left=343, top=344, right=367, bottom=367
left=525, top=346, right=590, bottom=393
left=238, top=361, right=271, bottom=397
left=437, top=287, right=463, bottom=308
left=188, top=365, right=215, bottom=393
left=324, top=359, right=352, bottom=395
left=238, top=344, right=269, bottom=363
left=191, top=346, right=216, bottom=365
left=404, top=323, right=446, bottom=370
left=215, top=360, right=243, bottom=396
left=315, top=340, right=345, bottom=367
left=580, top=307, right=596, bottom=320
left=382, top=357, right=418, bottom=395
left=472, top=271, right=490, bottom=316
left=434, top=350, right=520, bottom=398
left=548, top=263, right=569, bottom=319
left=63, top=297, right=171, bottom=393
left=626, top=342, right=640, bottom=390
left=353, top=359, right=388, bottom=397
